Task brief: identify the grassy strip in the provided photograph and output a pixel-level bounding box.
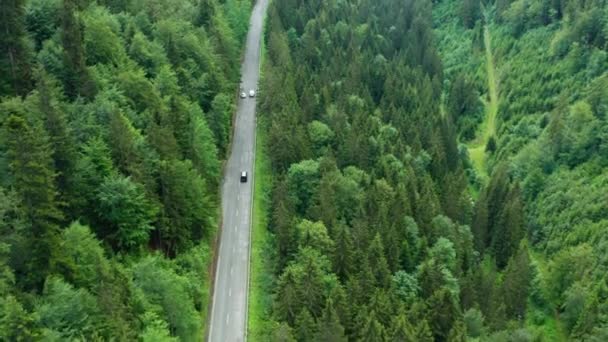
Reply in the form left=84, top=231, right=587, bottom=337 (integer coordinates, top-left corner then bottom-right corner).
left=467, top=24, right=499, bottom=183
left=247, top=120, right=275, bottom=339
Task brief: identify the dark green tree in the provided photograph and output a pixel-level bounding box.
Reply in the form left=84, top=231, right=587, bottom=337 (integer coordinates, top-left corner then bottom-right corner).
left=315, top=299, right=347, bottom=342
left=61, top=0, right=96, bottom=99
left=501, top=242, right=532, bottom=320
left=158, top=159, right=214, bottom=255
left=0, top=0, right=33, bottom=96
left=36, top=69, right=77, bottom=210
left=5, top=113, right=63, bottom=290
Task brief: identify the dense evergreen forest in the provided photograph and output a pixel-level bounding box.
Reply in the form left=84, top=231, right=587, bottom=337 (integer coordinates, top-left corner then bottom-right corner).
left=254, top=0, right=608, bottom=340
left=0, top=0, right=251, bottom=339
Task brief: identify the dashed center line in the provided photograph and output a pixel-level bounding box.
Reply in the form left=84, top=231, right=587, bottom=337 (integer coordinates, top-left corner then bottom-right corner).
left=226, top=314, right=230, bottom=325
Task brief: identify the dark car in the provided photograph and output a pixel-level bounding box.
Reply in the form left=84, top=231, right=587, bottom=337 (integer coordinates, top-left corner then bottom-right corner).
left=240, top=171, right=248, bottom=183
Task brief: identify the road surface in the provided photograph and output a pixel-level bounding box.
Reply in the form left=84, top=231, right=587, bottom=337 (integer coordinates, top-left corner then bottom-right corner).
left=208, top=0, right=268, bottom=341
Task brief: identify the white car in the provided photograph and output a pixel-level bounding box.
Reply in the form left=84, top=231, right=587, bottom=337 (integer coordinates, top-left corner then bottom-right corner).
left=249, top=89, right=255, bottom=97
left=240, top=92, right=247, bottom=99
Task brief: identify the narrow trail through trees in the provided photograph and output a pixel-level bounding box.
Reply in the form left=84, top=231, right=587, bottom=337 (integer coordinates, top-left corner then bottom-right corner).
left=468, top=24, right=499, bottom=182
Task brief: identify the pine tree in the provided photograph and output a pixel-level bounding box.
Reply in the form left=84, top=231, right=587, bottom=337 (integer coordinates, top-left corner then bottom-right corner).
left=158, top=159, right=214, bottom=255
left=367, top=233, right=391, bottom=288
left=390, top=313, right=416, bottom=341
left=415, top=319, right=434, bottom=342
left=196, top=0, right=218, bottom=28
left=415, top=174, right=440, bottom=240
left=36, top=69, right=77, bottom=211
left=272, top=178, right=297, bottom=268
left=333, top=223, right=354, bottom=280
left=61, top=0, right=96, bottom=99
left=315, top=299, right=347, bottom=342
left=5, top=114, right=63, bottom=289
left=188, top=106, right=220, bottom=188
left=276, top=268, right=300, bottom=324
left=272, top=323, right=297, bottom=342
left=72, top=137, right=114, bottom=224
left=447, top=319, right=467, bottom=342
left=426, top=288, right=462, bottom=342
left=297, top=249, right=328, bottom=318
left=295, top=308, right=317, bottom=341
left=491, top=183, right=525, bottom=268
left=0, top=296, right=41, bottom=340
left=0, top=0, right=33, bottom=96
left=501, top=242, right=532, bottom=320
left=359, top=311, right=387, bottom=342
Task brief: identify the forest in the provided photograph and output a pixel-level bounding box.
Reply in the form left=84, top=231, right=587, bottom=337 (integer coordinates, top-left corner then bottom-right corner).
left=0, top=0, right=252, bottom=339
left=252, top=0, right=608, bottom=341
left=3, top=0, right=608, bottom=340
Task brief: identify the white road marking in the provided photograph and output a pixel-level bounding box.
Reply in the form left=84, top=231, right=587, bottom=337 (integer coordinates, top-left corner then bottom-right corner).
left=231, top=266, right=234, bottom=275
left=226, top=314, right=230, bottom=325
left=229, top=288, right=232, bottom=297
left=236, top=209, right=239, bottom=217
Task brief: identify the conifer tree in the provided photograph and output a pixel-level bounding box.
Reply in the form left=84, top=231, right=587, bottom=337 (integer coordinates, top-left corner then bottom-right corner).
left=5, top=113, right=63, bottom=289
left=295, top=308, right=317, bottom=341
left=315, top=299, right=347, bottom=342
left=501, top=242, right=532, bottom=320
left=391, top=313, right=417, bottom=341
left=0, top=0, right=33, bottom=96
left=36, top=69, right=77, bottom=210
left=61, top=0, right=96, bottom=99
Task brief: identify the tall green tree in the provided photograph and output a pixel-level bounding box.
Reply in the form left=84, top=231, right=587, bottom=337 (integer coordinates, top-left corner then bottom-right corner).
left=4, top=112, right=63, bottom=289
left=0, top=0, right=33, bottom=96
left=61, top=0, right=95, bottom=99
left=157, top=159, right=214, bottom=255
left=36, top=69, right=77, bottom=209
left=500, top=242, right=532, bottom=320
left=314, top=299, right=347, bottom=342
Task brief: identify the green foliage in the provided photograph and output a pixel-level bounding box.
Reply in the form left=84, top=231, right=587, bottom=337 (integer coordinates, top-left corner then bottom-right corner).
left=0, top=0, right=248, bottom=337
left=96, top=175, right=158, bottom=250
left=3, top=107, right=62, bottom=289
left=434, top=0, right=608, bottom=338
left=0, top=0, right=33, bottom=96
left=36, top=276, right=102, bottom=339
left=132, top=256, right=201, bottom=341
left=0, top=295, right=41, bottom=340
left=55, top=222, right=108, bottom=289
left=140, top=311, right=178, bottom=342
left=158, top=159, right=214, bottom=254
left=61, top=0, right=96, bottom=99
left=463, top=308, right=484, bottom=338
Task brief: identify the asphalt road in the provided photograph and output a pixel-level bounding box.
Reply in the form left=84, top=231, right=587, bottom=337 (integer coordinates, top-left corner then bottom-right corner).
left=208, top=0, right=268, bottom=341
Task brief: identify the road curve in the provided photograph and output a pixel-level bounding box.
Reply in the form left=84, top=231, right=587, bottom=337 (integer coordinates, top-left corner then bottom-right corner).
left=208, top=0, right=268, bottom=341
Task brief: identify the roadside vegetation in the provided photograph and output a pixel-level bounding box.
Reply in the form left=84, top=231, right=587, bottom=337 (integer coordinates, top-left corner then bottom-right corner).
left=247, top=118, right=276, bottom=339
